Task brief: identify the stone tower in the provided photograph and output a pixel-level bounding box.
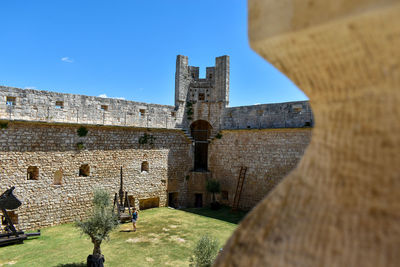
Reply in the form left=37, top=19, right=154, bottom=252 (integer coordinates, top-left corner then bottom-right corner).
left=174, top=55, right=229, bottom=107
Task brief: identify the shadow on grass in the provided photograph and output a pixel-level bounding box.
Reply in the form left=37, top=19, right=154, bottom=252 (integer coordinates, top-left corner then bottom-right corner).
left=120, top=229, right=133, bottom=232
left=181, top=206, right=248, bottom=224
left=54, top=263, right=86, bottom=267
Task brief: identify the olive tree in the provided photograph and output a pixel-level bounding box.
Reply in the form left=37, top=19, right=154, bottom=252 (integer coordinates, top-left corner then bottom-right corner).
left=75, top=188, right=118, bottom=265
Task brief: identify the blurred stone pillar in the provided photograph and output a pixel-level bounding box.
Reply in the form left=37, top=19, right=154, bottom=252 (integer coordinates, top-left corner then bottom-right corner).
left=215, top=1, right=400, bottom=266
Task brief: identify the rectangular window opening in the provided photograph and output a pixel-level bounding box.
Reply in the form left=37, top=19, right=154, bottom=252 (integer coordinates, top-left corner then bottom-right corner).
left=221, top=191, right=229, bottom=200
left=6, top=96, right=16, bottom=106
left=198, top=93, right=205, bottom=101
left=139, top=109, right=146, bottom=117
left=79, top=164, right=90, bottom=177
left=27, top=166, right=39, bottom=180
left=55, top=101, right=64, bottom=109
left=1, top=211, right=18, bottom=225
left=101, top=105, right=108, bottom=111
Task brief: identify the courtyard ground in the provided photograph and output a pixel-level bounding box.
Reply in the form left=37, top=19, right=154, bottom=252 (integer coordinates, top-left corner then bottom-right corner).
left=0, top=207, right=247, bottom=267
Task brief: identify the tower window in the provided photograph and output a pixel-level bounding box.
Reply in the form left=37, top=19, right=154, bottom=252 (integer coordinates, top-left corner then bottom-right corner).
left=198, top=93, right=205, bottom=101
left=101, top=105, right=108, bottom=111
left=6, top=96, right=16, bottom=106
left=139, top=109, right=146, bottom=117
left=55, top=101, right=64, bottom=109
left=79, top=164, right=90, bottom=177
left=171, top=112, right=176, bottom=117
left=27, top=166, right=39, bottom=180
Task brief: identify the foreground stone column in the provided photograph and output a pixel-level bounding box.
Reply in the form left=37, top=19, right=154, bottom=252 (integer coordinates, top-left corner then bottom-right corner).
left=215, top=1, right=400, bottom=266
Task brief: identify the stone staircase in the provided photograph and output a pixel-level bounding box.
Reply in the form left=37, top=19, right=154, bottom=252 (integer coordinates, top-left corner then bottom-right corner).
left=176, top=126, right=194, bottom=142
left=176, top=126, right=221, bottom=143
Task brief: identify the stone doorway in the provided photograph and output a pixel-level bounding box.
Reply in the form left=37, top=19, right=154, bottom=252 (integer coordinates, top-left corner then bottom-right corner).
left=190, top=120, right=212, bottom=171
left=168, top=192, right=179, bottom=208
left=194, top=193, right=203, bottom=208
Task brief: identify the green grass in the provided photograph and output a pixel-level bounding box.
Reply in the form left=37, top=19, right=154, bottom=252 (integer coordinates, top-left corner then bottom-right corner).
left=0, top=207, right=246, bottom=267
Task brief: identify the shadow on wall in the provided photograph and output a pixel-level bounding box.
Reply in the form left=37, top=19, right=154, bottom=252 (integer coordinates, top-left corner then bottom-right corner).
left=181, top=206, right=248, bottom=225
left=166, top=136, right=193, bottom=209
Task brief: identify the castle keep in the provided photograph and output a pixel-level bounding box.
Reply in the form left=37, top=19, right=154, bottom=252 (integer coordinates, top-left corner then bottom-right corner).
left=0, top=55, right=312, bottom=230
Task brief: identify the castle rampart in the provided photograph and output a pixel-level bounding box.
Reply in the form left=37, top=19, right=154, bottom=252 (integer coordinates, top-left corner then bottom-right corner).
left=0, top=55, right=313, bottom=230
left=222, top=101, right=313, bottom=129
left=0, top=86, right=181, bottom=129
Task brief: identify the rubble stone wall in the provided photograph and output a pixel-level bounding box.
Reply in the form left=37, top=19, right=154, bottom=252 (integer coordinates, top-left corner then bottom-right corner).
left=0, top=121, right=192, bottom=230
left=209, top=128, right=311, bottom=209
left=0, top=86, right=182, bottom=129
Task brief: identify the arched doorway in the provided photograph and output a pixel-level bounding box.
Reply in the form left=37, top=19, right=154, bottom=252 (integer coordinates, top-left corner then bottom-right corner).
left=190, top=120, right=212, bottom=171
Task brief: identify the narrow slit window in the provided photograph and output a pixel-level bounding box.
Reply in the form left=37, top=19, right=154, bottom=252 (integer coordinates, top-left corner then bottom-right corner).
left=55, top=101, right=64, bottom=109
left=79, top=164, right=90, bottom=177
left=101, top=105, right=108, bottom=111
left=27, top=166, right=39, bottom=180
left=6, top=96, right=16, bottom=106
left=141, top=161, right=149, bottom=173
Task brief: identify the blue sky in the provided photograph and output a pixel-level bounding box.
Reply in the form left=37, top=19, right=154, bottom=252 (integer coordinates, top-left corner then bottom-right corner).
left=0, top=0, right=307, bottom=106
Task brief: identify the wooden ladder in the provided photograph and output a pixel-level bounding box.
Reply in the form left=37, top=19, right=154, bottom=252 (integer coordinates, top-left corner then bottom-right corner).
left=232, top=166, right=247, bottom=211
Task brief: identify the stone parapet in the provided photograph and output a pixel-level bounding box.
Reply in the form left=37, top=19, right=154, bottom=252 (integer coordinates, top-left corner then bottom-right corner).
left=0, top=86, right=182, bottom=129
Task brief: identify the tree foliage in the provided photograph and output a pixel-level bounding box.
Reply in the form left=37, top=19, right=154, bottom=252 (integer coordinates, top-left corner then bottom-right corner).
left=75, top=189, right=118, bottom=256
left=189, top=234, right=219, bottom=267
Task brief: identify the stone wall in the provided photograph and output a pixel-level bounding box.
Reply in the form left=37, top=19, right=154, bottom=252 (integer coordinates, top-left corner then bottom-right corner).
left=0, top=86, right=182, bottom=129
left=209, top=128, right=312, bottom=209
left=222, top=101, right=313, bottom=130
left=0, top=121, right=192, bottom=230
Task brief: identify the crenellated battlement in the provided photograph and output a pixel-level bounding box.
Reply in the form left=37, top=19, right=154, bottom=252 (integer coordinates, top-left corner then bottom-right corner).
left=175, top=55, right=229, bottom=106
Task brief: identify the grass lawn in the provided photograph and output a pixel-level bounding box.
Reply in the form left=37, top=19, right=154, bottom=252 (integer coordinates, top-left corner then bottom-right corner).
left=0, top=207, right=247, bottom=267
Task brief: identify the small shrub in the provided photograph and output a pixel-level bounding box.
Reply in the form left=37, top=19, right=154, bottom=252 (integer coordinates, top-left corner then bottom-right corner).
left=189, top=235, right=219, bottom=267
left=215, top=133, right=222, bottom=139
left=187, top=116, right=193, bottom=121
left=76, top=142, right=85, bottom=150
left=185, top=175, right=190, bottom=181
left=139, top=133, right=155, bottom=145
left=0, top=122, right=8, bottom=129
left=77, top=126, right=88, bottom=137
